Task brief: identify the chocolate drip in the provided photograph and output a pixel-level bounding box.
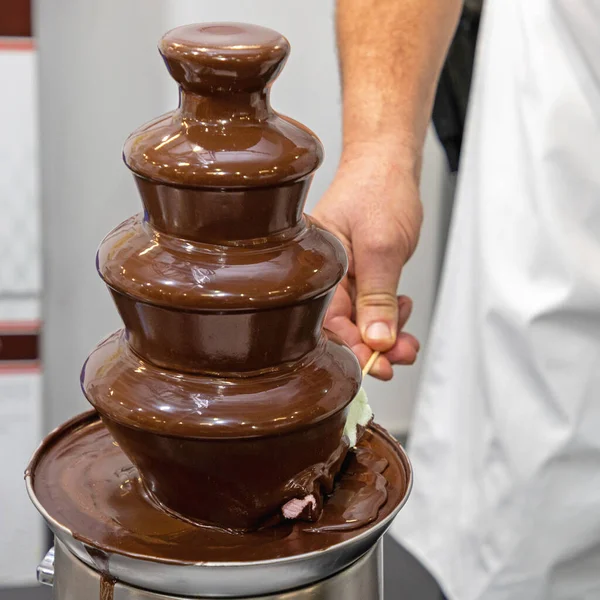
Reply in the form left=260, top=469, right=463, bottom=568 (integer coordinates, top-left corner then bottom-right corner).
left=82, top=545, right=114, bottom=600
left=306, top=445, right=389, bottom=533
left=100, top=578, right=114, bottom=600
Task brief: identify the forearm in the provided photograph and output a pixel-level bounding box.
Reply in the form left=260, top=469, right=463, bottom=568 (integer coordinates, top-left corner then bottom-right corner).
left=336, top=0, right=462, bottom=173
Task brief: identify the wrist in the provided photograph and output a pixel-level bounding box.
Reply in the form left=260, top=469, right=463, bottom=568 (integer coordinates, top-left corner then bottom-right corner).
left=340, top=137, right=423, bottom=181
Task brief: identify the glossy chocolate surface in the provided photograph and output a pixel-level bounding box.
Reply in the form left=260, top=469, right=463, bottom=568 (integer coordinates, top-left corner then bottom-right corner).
left=102, top=413, right=349, bottom=530
left=82, top=331, right=360, bottom=530
left=82, top=330, right=359, bottom=438
left=98, top=215, right=346, bottom=310
left=30, top=413, right=409, bottom=563
left=98, top=213, right=347, bottom=372
left=135, top=177, right=310, bottom=243
left=81, top=22, right=362, bottom=529
left=124, top=23, right=322, bottom=189
left=109, top=289, right=334, bottom=373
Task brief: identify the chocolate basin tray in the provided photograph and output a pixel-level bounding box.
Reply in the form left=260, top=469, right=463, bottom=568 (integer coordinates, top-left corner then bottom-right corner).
left=26, top=411, right=412, bottom=598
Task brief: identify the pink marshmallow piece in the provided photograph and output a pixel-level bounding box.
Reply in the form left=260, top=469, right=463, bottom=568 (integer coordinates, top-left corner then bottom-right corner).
left=282, top=494, right=317, bottom=519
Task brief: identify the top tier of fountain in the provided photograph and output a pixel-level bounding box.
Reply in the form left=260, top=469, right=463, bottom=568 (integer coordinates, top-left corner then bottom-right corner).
left=126, top=22, right=323, bottom=243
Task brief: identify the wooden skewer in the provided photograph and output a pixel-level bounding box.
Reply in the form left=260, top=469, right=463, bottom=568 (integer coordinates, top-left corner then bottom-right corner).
left=362, top=351, right=380, bottom=378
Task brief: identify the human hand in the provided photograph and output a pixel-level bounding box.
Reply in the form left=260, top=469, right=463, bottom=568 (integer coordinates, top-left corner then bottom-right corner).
left=312, top=144, right=423, bottom=380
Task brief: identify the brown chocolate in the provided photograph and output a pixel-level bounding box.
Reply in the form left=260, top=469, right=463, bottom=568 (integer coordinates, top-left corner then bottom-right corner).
left=29, top=412, right=409, bottom=563
left=82, top=329, right=359, bottom=530
left=97, top=214, right=346, bottom=373
left=82, top=330, right=359, bottom=439
left=134, top=177, right=310, bottom=243
left=125, top=24, right=322, bottom=190
left=78, top=21, right=363, bottom=530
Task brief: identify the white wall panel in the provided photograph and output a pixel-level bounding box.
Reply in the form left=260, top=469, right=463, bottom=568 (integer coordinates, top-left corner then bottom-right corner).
left=0, top=41, right=43, bottom=587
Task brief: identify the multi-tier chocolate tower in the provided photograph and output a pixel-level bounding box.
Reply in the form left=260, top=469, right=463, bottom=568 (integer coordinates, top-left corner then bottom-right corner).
left=27, top=23, right=412, bottom=600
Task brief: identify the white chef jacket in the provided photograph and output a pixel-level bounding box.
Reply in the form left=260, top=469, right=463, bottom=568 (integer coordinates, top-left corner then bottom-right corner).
left=391, top=1, right=600, bottom=599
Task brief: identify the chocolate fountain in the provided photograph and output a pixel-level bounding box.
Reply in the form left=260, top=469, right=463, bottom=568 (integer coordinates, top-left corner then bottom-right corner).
left=26, top=23, right=412, bottom=599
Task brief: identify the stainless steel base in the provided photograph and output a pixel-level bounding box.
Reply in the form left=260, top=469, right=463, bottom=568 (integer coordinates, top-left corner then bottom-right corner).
left=46, top=539, right=383, bottom=599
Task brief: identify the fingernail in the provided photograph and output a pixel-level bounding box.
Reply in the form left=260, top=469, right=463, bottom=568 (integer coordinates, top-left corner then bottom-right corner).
left=365, top=322, right=392, bottom=343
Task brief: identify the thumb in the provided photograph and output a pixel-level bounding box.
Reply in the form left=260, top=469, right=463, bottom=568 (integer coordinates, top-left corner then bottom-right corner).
left=353, top=231, right=405, bottom=352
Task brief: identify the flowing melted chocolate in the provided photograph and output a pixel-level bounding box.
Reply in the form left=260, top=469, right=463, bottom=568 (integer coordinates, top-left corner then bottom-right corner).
left=81, top=22, right=363, bottom=531
left=82, top=545, right=114, bottom=600
left=100, top=578, right=114, bottom=600
left=80, top=330, right=361, bottom=531
left=30, top=413, right=409, bottom=563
